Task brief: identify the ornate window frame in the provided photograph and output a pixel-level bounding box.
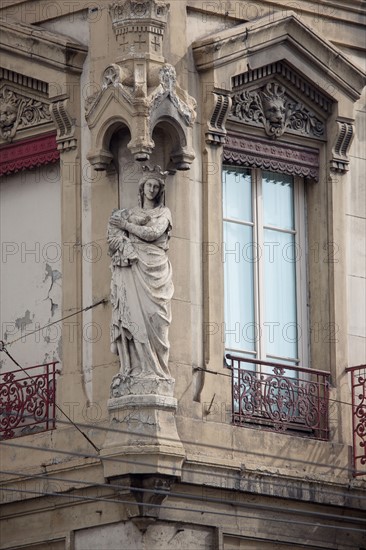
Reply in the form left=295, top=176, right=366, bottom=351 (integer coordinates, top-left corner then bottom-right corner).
left=192, top=13, right=365, bottom=413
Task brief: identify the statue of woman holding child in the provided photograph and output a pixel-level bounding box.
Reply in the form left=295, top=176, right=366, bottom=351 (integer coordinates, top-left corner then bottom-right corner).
left=107, top=166, right=173, bottom=380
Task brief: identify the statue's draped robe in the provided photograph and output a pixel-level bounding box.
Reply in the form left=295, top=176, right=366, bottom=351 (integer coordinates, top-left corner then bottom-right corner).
left=108, top=205, right=173, bottom=378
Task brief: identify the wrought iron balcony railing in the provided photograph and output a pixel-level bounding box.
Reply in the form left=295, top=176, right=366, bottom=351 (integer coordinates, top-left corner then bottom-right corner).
left=0, top=362, right=59, bottom=440
left=226, top=354, right=330, bottom=440
left=346, top=364, right=366, bottom=477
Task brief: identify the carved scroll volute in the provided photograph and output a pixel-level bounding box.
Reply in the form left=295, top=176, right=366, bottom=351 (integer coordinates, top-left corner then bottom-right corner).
left=49, top=99, right=77, bottom=152
left=330, top=118, right=354, bottom=173
left=206, top=91, right=232, bottom=145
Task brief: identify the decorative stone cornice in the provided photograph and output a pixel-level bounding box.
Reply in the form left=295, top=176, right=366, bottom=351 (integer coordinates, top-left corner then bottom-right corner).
left=230, top=81, right=325, bottom=141
left=192, top=13, right=365, bottom=102
left=223, top=132, right=319, bottom=181
left=330, top=118, right=354, bottom=173
left=0, top=84, right=52, bottom=142
left=0, top=18, right=87, bottom=75
left=206, top=91, right=232, bottom=145
left=0, top=68, right=48, bottom=95
left=49, top=99, right=77, bottom=152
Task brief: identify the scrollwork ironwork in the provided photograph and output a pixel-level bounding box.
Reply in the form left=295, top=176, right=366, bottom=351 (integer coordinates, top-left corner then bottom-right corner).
left=347, top=366, right=366, bottom=476
left=0, top=363, right=58, bottom=440
left=230, top=355, right=329, bottom=440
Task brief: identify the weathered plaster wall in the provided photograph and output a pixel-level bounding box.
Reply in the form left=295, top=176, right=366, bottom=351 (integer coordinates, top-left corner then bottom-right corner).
left=0, top=163, right=62, bottom=369
left=74, top=520, right=213, bottom=550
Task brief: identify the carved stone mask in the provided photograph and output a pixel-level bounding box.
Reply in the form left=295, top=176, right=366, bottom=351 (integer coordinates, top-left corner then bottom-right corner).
left=0, top=103, right=18, bottom=128
left=261, top=83, right=286, bottom=126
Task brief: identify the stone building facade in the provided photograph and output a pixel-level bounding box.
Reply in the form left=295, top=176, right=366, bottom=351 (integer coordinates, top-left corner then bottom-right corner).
left=0, top=1, right=365, bottom=548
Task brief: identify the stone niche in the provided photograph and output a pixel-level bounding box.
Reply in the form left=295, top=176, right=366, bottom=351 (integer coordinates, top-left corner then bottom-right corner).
left=88, top=0, right=196, bottom=487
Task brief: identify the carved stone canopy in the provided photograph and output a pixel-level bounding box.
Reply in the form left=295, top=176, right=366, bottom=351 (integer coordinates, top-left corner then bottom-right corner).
left=86, top=0, right=195, bottom=171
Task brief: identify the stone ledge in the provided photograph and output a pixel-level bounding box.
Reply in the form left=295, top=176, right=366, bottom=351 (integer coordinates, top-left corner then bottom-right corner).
left=108, top=394, right=177, bottom=410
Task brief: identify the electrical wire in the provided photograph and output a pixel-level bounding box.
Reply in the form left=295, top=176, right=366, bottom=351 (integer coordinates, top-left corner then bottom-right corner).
left=0, top=365, right=363, bottom=480
left=1, top=468, right=365, bottom=525
left=52, top=417, right=363, bottom=476
left=0, top=345, right=100, bottom=453
left=1, top=331, right=365, bottom=494
left=2, top=434, right=365, bottom=492
left=3, top=297, right=107, bottom=347
left=0, top=486, right=365, bottom=534
left=0, top=339, right=362, bottom=476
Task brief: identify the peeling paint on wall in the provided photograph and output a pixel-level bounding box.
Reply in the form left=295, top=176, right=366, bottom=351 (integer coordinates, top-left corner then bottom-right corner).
left=44, top=264, right=62, bottom=317
left=15, top=310, right=34, bottom=331
left=0, top=165, right=62, bottom=368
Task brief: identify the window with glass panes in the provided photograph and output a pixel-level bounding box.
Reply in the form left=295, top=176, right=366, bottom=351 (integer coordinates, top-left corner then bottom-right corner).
left=222, top=167, right=308, bottom=368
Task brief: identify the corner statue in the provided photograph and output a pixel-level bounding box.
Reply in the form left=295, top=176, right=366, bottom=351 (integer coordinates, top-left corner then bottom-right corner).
left=107, top=166, right=174, bottom=380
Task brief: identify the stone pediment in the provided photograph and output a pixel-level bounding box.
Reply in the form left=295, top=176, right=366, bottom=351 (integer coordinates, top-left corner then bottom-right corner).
left=192, top=12, right=365, bottom=104
left=193, top=12, right=365, bottom=173
left=0, top=81, right=52, bottom=143
left=229, top=76, right=327, bottom=141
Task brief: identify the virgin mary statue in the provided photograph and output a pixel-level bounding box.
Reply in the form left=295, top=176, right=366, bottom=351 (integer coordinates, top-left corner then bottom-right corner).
left=107, top=166, right=173, bottom=380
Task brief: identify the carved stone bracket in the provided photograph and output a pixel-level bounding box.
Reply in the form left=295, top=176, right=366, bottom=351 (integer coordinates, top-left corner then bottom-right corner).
left=230, top=81, right=325, bottom=140
left=112, top=474, right=174, bottom=527
left=224, top=132, right=319, bottom=181
left=49, top=99, right=77, bottom=152
left=330, top=119, right=354, bottom=173
left=86, top=0, right=195, bottom=171
left=206, top=91, right=232, bottom=145
left=0, top=85, right=52, bottom=142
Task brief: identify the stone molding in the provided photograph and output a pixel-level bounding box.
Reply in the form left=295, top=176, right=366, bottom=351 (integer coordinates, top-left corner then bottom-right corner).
left=330, top=118, right=354, bottom=173
left=0, top=18, right=87, bottom=75
left=0, top=68, right=48, bottom=95
left=192, top=13, right=365, bottom=102
left=0, top=132, right=59, bottom=176
left=223, top=132, right=319, bottom=180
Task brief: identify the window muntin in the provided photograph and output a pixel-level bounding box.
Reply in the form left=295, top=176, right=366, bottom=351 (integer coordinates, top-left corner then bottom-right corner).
left=223, top=167, right=308, bottom=367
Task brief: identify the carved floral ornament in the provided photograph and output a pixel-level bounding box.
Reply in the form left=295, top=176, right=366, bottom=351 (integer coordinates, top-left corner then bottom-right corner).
left=230, top=81, right=325, bottom=140
left=0, top=87, right=52, bottom=142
